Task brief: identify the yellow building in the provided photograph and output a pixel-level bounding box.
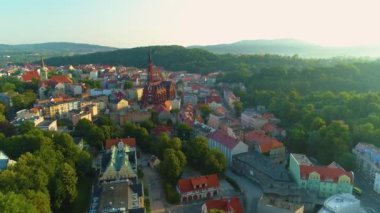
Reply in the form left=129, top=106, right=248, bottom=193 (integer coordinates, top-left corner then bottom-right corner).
left=115, top=99, right=129, bottom=111
left=72, top=111, right=92, bottom=126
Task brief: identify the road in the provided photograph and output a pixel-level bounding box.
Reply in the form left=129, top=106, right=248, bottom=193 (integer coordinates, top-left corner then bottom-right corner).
left=225, top=169, right=263, bottom=213
left=355, top=173, right=380, bottom=213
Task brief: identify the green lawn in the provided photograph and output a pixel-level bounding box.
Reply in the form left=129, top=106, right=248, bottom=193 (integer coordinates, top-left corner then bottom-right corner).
left=66, top=175, right=93, bottom=213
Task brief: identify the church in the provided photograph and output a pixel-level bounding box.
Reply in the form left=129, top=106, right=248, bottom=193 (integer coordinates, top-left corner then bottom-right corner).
left=141, top=53, right=176, bottom=106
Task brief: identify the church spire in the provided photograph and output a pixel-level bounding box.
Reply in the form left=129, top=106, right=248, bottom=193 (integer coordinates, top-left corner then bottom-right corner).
left=148, top=50, right=152, bottom=64
left=40, top=56, right=48, bottom=80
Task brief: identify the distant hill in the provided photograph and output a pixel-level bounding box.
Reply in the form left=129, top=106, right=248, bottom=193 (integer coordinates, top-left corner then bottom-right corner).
left=190, top=39, right=380, bottom=58
left=43, top=45, right=329, bottom=73
left=0, top=42, right=116, bottom=54
left=0, top=42, right=117, bottom=64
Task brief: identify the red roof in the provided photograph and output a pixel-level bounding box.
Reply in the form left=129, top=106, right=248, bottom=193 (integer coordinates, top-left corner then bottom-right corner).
left=177, top=174, right=219, bottom=193
left=205, top=197, right=243, bottom=213
left=300, top=165, right=354, bottom=183
left=105, top=138, right=136, bottom=150
left=262, top=123, right=277, bottom=133
left=21, top=70, right=40, bottom=82
left=209, top=130, right=240, bottom=150
left=245, top=130, right=283, bottom=153
left=152, top=125, right=172, bottom=136
left=50, top=75, right=73, bottom=84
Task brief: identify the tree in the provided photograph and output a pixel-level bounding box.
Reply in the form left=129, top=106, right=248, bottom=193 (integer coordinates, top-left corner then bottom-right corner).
left=338, top=153, right=356, bottom=171
left=1, top=82, right=16, bottom=92
left=160, top=149, right=186, bottom=184
left=123, top=122, right=152, bottom=152
left=233, top=101, right=243, bottom=117
left=204, top=149, right=227, bottom=174
left=24, top=190, right=51, bottom=213
left=51, top=163, right=78, bottom=210
left=176, top=123, right=192, bottom=141
left=17, top=121, right=36, bottom=134
left=200, top=105, right=212, bottom=121
left=124, top=81, right=133, bottom=89
left=0, top=192, right=39, bottom=213
left=185, top=136, right=208, bottom=167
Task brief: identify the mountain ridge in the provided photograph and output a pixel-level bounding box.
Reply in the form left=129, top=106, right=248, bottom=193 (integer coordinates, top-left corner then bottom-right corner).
left=188, top=39, right=380, bottom=58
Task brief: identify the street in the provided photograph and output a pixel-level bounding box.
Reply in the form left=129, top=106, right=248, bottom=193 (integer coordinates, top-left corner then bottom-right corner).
left=225, top=169, right=263, bottom=213
left=355, top=173, right=380, bottom=213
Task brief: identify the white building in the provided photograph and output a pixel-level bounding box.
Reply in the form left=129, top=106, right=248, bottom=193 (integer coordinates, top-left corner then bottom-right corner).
left=208, top=130, right=248, bottom=166
left=352, top=143, right=380, bottom=181
left=318, top=193, right=363, bottom=213
left=375, top=172, right=380, bottom=194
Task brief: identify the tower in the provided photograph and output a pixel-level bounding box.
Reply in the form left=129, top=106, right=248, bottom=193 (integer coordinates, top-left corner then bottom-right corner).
left=40, top=56, right=48, bottom=80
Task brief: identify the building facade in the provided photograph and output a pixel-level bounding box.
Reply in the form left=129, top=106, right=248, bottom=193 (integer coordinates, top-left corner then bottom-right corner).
left=208, top=130, right=248, bottom=166
left=177, top=174, right=219, bottom=203
left=352, top=143, right=380, bottom=181
left=289, top=153, right=354, bottom=198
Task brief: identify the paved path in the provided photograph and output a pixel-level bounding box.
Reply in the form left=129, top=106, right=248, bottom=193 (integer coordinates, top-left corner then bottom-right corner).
left=141, top=154, right=166, bottom=213
left=225, top=169, right=263, bottom=213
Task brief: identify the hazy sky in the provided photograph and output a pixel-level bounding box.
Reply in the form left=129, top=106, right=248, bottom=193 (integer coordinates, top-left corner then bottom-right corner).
left=1, top=0, right=380, bottom=48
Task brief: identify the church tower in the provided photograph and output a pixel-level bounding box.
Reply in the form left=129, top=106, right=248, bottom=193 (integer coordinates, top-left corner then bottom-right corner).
left=40, top=56, right=48, bottom=80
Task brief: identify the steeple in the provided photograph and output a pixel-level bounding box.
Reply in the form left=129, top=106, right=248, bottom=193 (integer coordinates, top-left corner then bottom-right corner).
left=41, top=56, right=45, bottom=69
left=40, top=56, right=48, bottom=80
left=147, top=50, right=156, bottom=83
left=148, top=50, right=152, bottom=64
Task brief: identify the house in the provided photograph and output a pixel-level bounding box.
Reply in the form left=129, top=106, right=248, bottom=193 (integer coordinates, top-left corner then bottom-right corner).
left=119, top=111, right=151, bottom=125
left=241, top=108, right=267, bottom=128
left=36, top=119, right=58, bottom=131
left=70, top=84, right=85, bottom=96
left=39, top=99, right=80, bottom=119
left=207, top=113, right=224, bottom=129
left=289, top=153, right=354, bottom=198
left=208, top=130, right=248, bottom=166
left=114, top=99, right=129, bottom=111
left=89, top=70, right=98, bottom=80
left=21, top=70, right=40, bottom=82
left=151, top=125, right=172, bottom=137
left=192, top=121, right=215, bottom=137
left=258, top=195, right=305, bottom=213
left=50, top=75, right=73, bottom=84
left=71, top=111, right=92, bottom=126
left=183, top=94, right=198, bottom=106
left=89, top=89, right=112, bottom=97
left=201, top=197, right=243, bottom=213
left=244, top=130, right=286, bottom=163
left=223, top=89, right=239, bottom=109
left=177, top=174, right=219, bottom=203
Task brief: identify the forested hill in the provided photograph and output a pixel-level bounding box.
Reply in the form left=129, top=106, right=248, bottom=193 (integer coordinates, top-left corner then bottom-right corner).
left=0, top=42, right=116, bottom=64
left=44, top=45, right=330, bottom=73
left=191, top=39, right=380, bottom=58
left=0, top=42, right=116, bottom=54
